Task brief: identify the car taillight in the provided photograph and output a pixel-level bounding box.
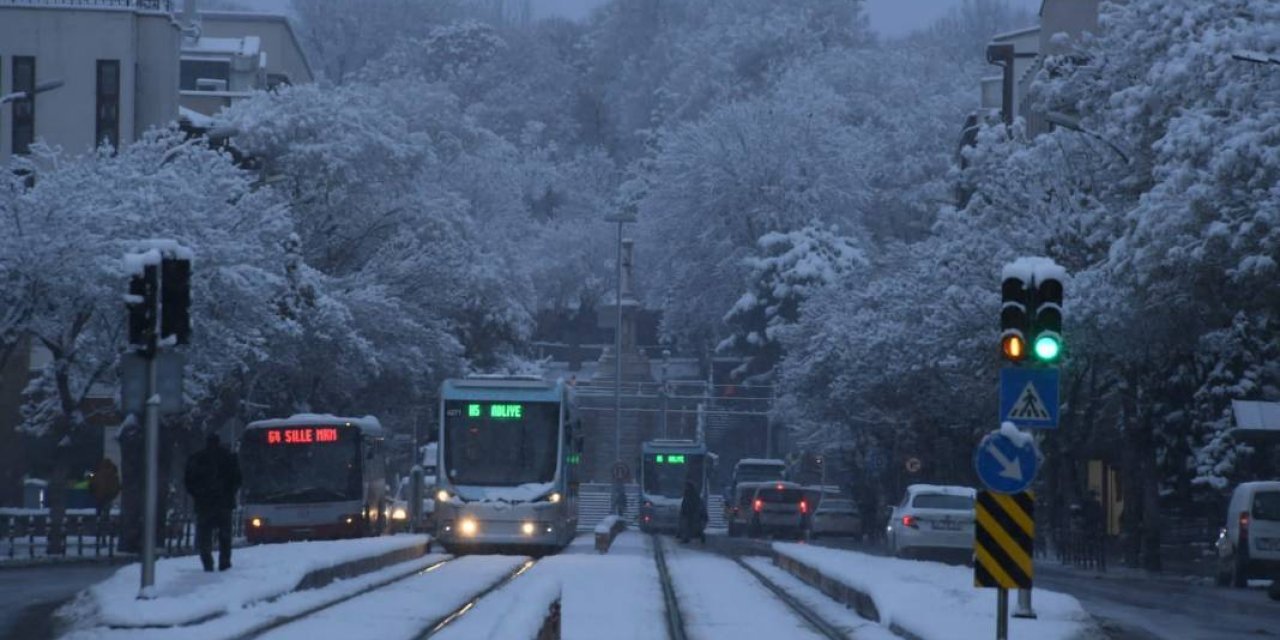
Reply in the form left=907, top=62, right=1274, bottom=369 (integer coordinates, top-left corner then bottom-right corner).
left=754, top=499, right=763, bottom=513
left=644, top=501, right=653, bottom=509
left=902, top=515, right=918, bottom=529
left=799, top=500, right=808, bottom=514
left=1240, top=511, right=1250, bottom=546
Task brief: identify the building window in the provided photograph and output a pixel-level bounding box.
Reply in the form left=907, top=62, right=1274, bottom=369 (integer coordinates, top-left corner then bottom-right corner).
left=180, top=59, right=230, bottom=91
left=96, top=60, right=120, bottom=151
left=12, top=56, right=35, bottom=155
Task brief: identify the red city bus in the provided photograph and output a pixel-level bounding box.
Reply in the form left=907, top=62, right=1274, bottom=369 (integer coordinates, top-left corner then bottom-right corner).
left=239, top=414, right=387, bottom=543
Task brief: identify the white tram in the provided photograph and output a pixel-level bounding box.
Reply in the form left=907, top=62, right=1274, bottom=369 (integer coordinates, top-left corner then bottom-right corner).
left=433, top=376, right=581, bottom=553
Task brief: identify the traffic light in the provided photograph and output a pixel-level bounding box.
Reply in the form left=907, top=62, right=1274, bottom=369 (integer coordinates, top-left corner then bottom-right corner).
left=161, top=257, right=191, bottom=345
left=1031, top=274, right=1063, bottom=363
left=127, top=264, right=158, bottom=350
left=1000, top=274, right=1028, bottom=362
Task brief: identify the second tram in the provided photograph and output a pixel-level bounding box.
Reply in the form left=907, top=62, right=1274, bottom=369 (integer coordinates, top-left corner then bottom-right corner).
left=239, top=414, right=388, bottom=544
left=638, top=439, right=708, bottom=533
left=433, top=376, right=580, bottom=553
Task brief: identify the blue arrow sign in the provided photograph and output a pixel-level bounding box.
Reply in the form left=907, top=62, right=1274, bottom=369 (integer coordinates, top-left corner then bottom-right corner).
left=1000, top=367, right=1060, bottom=429
left=974, top=425, right=1040, bottom=494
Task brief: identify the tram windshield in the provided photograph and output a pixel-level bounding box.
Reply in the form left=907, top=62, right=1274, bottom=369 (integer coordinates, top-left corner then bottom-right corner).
left=643, top=453, right=705, bottom=499
left=240, top=425, right=363, bottom=504
left=444, top=400, right=559, bottom=486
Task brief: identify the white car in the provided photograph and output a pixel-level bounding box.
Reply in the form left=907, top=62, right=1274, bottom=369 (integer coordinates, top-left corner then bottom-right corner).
left=811, top=498, right=862, bottom=539
left=1215, top=480, right=1280, bottom=588
left=885, top=484, right=976, bottom=560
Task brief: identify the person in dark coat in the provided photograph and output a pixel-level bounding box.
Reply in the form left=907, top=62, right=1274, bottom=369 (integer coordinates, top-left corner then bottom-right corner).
left=88, top=458, right=120, bottom=525
left=678, top=480, right=707, bottom=544
left=184, top=432, right=242, bottom=572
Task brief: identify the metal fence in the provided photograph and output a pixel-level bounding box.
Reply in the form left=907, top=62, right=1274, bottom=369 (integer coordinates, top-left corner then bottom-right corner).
left=0, top=0, right=173, bottom=10
left=0, top=510, right=243, bottom=560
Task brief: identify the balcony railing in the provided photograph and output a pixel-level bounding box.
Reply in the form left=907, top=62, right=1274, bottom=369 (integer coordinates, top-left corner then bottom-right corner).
left=0, top=0, right=173, bottom=11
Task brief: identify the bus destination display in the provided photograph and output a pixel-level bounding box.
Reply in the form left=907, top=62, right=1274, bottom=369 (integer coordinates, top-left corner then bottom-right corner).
left=265, top=427, right=340, bottom=445
left=464, top=403, right=524, bottom=420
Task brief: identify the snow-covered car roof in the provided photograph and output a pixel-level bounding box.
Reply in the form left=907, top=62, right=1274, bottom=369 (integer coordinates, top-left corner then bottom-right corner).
left=736, top=458, right=786, bottom=467
left=906, top=484, right=976, bottom=498
left=245, top=413, right=384, bottom=437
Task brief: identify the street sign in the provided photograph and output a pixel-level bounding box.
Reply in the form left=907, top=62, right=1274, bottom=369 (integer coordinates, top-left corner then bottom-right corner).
left=974, top=425, right=1040, bottom=494
left=120, top=351, right=184, bottom=415
left=999, top=367, right=1059, bottom=429
left=974, top=490, right=1034, bottom=589
left=904, top=457, right=922, bottom=474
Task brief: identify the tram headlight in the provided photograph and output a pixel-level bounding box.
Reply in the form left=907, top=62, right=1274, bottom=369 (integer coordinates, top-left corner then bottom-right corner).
left=548, top=492, right=562, bottom=504
left=392, top=507, right=408, bottom=521
left=521, top=522, right=536, bottom=536
left=250, top=517, right=264, bottom=528
left=459, top=518, right=479, bottom=537
left=437, top=489, right=451, bottom=503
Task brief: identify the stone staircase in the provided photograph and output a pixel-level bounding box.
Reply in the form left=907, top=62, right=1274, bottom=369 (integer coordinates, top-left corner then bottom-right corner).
left=576, top=483, right=726, bottom=532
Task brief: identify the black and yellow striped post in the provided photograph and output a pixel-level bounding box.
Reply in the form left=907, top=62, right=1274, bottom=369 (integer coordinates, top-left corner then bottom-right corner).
left=974, top=490, right=1033, bottom=640
left=974, top=490, right=1034, bottom=588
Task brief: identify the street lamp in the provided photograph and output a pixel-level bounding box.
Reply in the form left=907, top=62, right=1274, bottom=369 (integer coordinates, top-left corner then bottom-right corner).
left=0, top=79, right=64, bottom=105
left=603, top=208, right=636, bottom=515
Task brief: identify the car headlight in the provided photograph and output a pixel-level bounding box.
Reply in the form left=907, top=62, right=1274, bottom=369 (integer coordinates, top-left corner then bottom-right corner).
left=437, top=489, right=450, bottom=502
left=548, top=492, right=562, bottom=504
left=392, top=507, right=408, bottom=520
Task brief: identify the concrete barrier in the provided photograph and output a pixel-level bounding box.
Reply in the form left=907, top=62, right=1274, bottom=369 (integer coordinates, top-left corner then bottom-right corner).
left=773, top=551, right=882, bottom=623
left=294, top=538, right=432, bottom=591
left=594, top=516, right=626, bottom=554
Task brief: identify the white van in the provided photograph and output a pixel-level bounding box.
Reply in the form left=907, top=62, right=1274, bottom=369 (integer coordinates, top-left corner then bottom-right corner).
left=1215, top=480, right=1280, bottom=587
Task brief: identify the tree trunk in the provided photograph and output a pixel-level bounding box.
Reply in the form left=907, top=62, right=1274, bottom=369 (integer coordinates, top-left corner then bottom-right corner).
left=1119, top=368, right=1143, bottom=568
left=1140, top=433, right=1163, bottom=572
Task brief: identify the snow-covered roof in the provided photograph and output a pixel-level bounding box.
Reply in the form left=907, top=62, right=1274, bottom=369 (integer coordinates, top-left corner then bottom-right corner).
left=990, top=25, right=1041, bottom=43
left=179, top=106, right=216, bottom=128
left=246, top=414, right=384, bottom=437
left=1231, top=400, right=1280, bottom=433
left=183, top=35, right=261, bottom=57
left=442, top=377, right=563, bottom=403
left=1001, top=256, right=1067, bottom=285
left=906, top=484, right=976, bottom=498
left=641, top=439, right=706, bottom=454
left=736, top=458, right=786, bottom=467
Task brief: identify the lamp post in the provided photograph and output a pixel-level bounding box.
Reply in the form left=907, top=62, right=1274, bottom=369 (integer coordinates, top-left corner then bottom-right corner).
left=603, top=209, right=636, bottom=515
left=661, top=349, right=671, bottom=439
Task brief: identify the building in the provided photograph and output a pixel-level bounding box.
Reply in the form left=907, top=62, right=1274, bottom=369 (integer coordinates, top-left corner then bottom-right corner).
left=180, top=10, right=313, bottom=117
left=0, top=0, right=182, bottom=164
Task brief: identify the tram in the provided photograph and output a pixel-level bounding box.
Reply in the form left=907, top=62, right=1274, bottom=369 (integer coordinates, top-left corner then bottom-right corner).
left=433, top=376, right=581, bottom=553
left=239, top=414, right=388, bottom=544
left=638, top=439, right=709, bottom=534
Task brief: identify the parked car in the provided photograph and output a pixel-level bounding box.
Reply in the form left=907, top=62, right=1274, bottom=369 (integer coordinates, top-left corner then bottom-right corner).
left=885, top=484, right=976, bottom=561
left=1215, top=480, right=1280, bottom=588
left=811, top=498, right=862, bottom=539
left=747, top=481, right=811, bottom=540
left=726, top=481, right=767, bottom=537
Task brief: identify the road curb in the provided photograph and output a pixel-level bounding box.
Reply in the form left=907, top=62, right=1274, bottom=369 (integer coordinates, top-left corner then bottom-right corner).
left=771, top=551, right=885, bottom=625
left=293, top=538, right=433, bottom=591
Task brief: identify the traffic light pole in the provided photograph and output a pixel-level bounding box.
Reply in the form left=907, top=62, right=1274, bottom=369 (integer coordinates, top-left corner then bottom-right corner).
left=141, top=338, right=159, bottom=596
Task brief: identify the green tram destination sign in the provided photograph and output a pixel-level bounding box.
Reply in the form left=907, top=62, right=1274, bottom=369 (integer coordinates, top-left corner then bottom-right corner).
left=653, top=454, right=686, bottom=464
left=466, top=403, right=524, bottom=419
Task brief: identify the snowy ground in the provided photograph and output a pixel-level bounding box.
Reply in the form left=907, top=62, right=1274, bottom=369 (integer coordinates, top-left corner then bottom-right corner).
left=739, top=558, right=899, bottom=640
left=664, top=540, right=821, bottom=640
left=774, top=542, right=1100, bottom=640
left=58, top=534, right=431, bottom=630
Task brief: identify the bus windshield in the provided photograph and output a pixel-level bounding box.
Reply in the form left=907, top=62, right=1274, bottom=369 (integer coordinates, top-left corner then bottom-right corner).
left=240, top=425, right=363, bottom=504
left=643, top=454, right=704, bottom=499
left=444, top=400, right=559, bottom=486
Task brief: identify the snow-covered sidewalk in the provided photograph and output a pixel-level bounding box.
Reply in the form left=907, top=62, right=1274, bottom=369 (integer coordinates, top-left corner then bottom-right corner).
left=59, top=534, right=431, bottom=630
left=773, top=543, right=1100, bottom=640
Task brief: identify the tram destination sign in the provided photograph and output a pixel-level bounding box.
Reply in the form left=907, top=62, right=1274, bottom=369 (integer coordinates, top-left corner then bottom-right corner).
left=653, top=454, right=686, bottom=464
left=461, top=403, right=525, bottom=420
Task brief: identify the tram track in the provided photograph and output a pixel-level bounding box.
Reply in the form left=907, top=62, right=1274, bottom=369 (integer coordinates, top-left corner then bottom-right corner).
left=416, top=557, right=539, bottom=638
left=650, top=534, right=689, bottom=640
left=731, top=556, right=849, bottom=640
left=235, top=555, right=454, bottom=640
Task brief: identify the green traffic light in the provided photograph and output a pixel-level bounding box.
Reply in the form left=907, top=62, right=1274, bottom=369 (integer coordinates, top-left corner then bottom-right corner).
left=1034, top=335, right=1061, bottom=361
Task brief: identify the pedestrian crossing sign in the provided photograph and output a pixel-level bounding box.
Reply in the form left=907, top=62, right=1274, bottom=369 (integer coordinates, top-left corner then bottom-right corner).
left=999, top=368, right=1059, bottom=429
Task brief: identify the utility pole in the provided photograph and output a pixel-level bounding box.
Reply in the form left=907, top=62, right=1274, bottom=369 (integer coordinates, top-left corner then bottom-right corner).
left=661, top=350, right=670, bottom=439
left=604, top=209, right=636, bottom=514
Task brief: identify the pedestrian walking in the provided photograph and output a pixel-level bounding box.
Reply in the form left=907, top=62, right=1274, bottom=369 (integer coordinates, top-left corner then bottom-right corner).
left=88, top=458, right=120, bottom=525
left=184, top=432, right=242, bottom=572
left=678, top=480, right=706, bottom=544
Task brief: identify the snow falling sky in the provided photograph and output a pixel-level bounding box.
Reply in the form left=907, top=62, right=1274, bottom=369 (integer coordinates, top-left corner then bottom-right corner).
left=241, top=0, right=1043, bottom=35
